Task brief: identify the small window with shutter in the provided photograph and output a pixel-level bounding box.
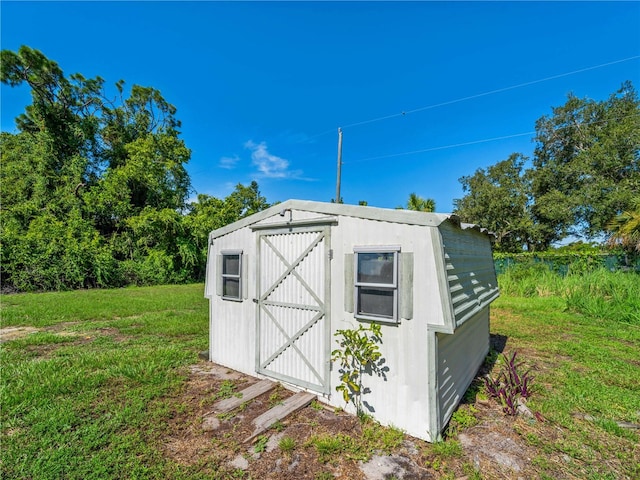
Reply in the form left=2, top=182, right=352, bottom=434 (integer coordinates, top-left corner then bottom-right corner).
left=354, top=246, right=399, bottom=322
left=221, top=251, right=242, bottom=301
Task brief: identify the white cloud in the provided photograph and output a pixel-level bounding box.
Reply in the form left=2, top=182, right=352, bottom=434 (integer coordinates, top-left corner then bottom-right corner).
left=219, top=155, right=240, bottom=169
left=244, top=140, right=292, bottom=178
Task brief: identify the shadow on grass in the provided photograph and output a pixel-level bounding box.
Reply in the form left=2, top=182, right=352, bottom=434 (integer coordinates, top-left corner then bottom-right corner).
left=490, top=333, right=508, bottom=355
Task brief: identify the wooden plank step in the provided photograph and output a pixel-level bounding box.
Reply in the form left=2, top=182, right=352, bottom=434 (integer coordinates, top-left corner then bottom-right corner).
left=244, top=391, right=316, bottom=443
left=203, top=379, right=276, bottom=417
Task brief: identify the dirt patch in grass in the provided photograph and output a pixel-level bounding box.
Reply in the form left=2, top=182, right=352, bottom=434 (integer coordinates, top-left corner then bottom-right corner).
left=158, top=356, right=639, bottom=480
left=159, top=362, right=561, bottom=479
left=0, top=324, right=130, bottom=357
left=0, top=326, right=39, bottom=343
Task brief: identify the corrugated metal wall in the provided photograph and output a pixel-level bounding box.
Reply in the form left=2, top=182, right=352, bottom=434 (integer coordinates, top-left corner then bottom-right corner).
left=439, top=222, right=499, bottom=328
left=209, top=226, right=258, bottom=377
left=207, top=204, right=499, bottom=442
left=436, top=309, right=489, bottom=428
left=257, top=228, right=329, bottom=393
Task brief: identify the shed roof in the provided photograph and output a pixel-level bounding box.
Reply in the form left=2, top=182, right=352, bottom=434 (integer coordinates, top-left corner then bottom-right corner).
left=209, top=199, right=485, bottom=240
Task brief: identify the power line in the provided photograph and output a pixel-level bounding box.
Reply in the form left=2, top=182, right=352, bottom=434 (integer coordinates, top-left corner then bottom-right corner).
left=348, top=112, right=640, bottom=164
left=349, top=131, right=536, bottom=163
left=339, top=55, right=640, bottom=130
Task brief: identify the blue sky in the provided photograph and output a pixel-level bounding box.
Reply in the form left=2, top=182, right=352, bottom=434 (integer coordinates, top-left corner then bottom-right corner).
left=2, top=1, right=639, bottom=212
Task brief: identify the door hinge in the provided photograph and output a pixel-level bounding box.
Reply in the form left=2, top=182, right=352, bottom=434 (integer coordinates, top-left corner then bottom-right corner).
left=329, top=249, right=334, bottom=260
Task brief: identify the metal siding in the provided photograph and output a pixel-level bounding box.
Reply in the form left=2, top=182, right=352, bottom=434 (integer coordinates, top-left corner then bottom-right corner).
left=325, top=216, right=437, bottom=440
left=436, top=310, right=490, bottom=428
left=209, top=227, right=257, bottom=377
left=206, top=207, right=498, bottom=443
left=204, top=244, right=215, bottom=298
left=257, top=227, right=329, bottom=393
left=210, top=200, right=450, bottom=240
left=439, top=222, right=499, bottom=328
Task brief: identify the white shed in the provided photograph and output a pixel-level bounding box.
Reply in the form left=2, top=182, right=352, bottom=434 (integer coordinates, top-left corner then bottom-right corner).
left=204, top=199, right=499, bottom=442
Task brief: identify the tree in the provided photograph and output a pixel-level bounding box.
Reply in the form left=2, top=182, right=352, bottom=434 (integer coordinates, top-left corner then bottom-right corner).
left=181, top=182, right=272, bottom=279
left=607, top=196, right=640, bottom=252
left=531, top=81, right=640, bottom=245
left=399, top=193, right=436, bottom=212
left=1, top=46, right=195, bottom=290
left=1, top=46, right=103, bottom=167
left=454, top=154, right=539, bottom=252
left=454, top=82, right=640, bottom=252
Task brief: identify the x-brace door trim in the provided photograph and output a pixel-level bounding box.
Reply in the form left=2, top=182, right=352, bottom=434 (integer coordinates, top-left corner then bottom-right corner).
left=255, top=224, right=331, bottom=393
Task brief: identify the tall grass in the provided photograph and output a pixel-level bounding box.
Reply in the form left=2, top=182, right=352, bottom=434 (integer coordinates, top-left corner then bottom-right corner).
left=497, top=263, right=640, bottom=324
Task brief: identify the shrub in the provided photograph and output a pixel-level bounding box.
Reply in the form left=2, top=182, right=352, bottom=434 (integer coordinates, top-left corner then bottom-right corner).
left=484, top=351, right=534, bottom=415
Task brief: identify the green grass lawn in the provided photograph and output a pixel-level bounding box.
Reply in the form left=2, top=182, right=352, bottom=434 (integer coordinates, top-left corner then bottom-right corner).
left=490, top=292, right=640, bottom=479
left=1, top=274, right=638, bottom=479
left=1, top=284, right=210, bottom=479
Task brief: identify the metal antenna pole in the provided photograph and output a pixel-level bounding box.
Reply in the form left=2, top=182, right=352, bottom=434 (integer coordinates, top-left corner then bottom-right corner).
left=335, top=127, right=343, bottom=203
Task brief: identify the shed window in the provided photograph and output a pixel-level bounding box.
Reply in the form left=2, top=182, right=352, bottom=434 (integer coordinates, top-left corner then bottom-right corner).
left=354, top=247, right=399, bottom=322
left=221, top=251, right=242, bottom=300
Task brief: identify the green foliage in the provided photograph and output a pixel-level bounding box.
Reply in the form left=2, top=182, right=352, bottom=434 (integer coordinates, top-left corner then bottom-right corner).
left=331, top=323, right=385, bottom=415
left=309, top=433, right=353, bottom=462
left=492, top=293, right=639, bottom=479
left=563, top=269, right=640, bottom=325
left=400, top=192, right=436, bottom=212
left=455, top=153, right=537, bottom=252
left=268, top=389, right=284, bottom=408
left=454, top=82, right=640, bottom=250
left=278, top=436, right=296, bottom=453
left=532, top=82, right=640, bottom=243
left=306, top=418, right=405, bottom=464
left=431, top=440, right=463, bottom=458
left=2, top=284, right=636, bottom=478
left=0, top=47, right=272, bottom=292
left=493, top=249, right=639, bottom=277
left=447, top=405, right=479, bottom=436
left=253, top=435, right=269, bottom=453
left=607, top=195, right=640, bottom=253
left=496, top=261, right=564, bottom=296
left=270, top=420, right=285, bottom=432
left=314, top=472, right=335, bottom=480
left=359, top=420, right=405, bottom=454
left=214, top=380, right=239, bottom=401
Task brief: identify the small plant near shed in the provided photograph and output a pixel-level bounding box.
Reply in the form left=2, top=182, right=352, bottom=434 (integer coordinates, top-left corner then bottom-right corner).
left=484, top=351, right=534, bottom=415
left=308, top=433, right=353, bottom=463
left=431, top=439, right=463, bottom=458
left=360, top=420, right=405, bottom=454
left=214, top=380, right=241, bottom=400
left=314, top=472, right=335, bottom=480
left=253, top=434, right=269, bottom=453
left=270, top=419, right=285, bottom=432
left=447, top=404, right=479, bottom=436
left=268, top=389, right=284, bottom=408
left=278, top=436, right=296, bottom=454
left=331, top=322, right=386, bottom=416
